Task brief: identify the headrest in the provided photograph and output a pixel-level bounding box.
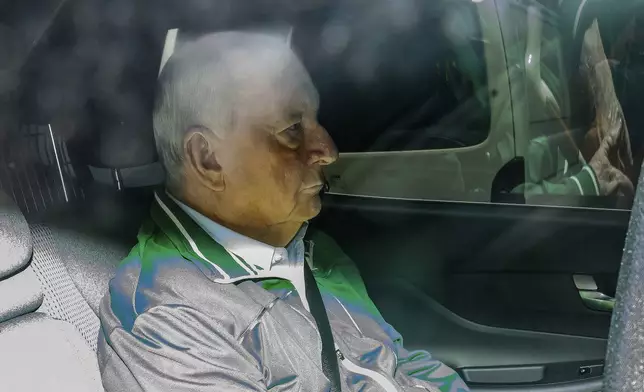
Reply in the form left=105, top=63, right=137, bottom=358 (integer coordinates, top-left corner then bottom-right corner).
left=0, top=191, right=32, bottom=279
left=0, top=191, right=42, bottom=323
left=87, top=22, right=165, bottom=189
left=89, top=110, right=164, bottom=189
left=89, top=162, right=165, bottom=190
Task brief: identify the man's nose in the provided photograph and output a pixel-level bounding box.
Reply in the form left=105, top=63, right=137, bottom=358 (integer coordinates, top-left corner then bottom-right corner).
left=307, top=124, right=338, bottom=166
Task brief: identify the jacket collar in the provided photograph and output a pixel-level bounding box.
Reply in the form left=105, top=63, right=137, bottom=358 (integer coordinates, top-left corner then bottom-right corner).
left=151, top=190, right=307, bottom=282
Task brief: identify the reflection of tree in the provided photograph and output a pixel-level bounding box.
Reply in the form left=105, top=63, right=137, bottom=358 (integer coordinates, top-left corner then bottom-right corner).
left=579, top=20, right=634, bottom=201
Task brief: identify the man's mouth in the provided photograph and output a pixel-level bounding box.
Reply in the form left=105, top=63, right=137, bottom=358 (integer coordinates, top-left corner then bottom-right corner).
left=301, top=183, right=324, bottom=194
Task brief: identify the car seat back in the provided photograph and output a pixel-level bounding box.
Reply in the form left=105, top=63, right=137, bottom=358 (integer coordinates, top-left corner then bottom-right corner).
left=0, top=190, right=104, bottom=392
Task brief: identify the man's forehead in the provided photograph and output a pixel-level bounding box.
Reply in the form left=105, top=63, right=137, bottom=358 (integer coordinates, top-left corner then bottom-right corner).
left=240, top=83, right=319, bottom=129
left=283, top=76, right=320, bottom=112
left=269, top=78, right=318, bottom=120
left=234, top=54, right=319, bottom=122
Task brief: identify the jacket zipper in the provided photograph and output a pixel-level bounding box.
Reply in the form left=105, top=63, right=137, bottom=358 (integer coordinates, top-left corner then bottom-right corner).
left=308, top=245, right=400, bottom=392
left=335, top=348, right=399, bottom=392
left=331, top=294, right=400, bottom=392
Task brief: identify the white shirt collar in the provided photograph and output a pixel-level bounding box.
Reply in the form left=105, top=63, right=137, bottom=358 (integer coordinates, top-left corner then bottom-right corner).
left=168, top=193, right=307, bottom=274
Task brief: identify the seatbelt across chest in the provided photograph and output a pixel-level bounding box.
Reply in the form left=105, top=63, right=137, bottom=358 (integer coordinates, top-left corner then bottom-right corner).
left=303, top=262, right=342, bottom=391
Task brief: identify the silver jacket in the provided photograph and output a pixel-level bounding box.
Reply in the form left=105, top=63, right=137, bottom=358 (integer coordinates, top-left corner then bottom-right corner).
left=97, top=192, right=469, bottom=392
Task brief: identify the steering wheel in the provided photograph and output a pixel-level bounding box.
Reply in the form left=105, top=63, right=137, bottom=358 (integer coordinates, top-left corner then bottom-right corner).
left=603, top=164, right=644, bottom=391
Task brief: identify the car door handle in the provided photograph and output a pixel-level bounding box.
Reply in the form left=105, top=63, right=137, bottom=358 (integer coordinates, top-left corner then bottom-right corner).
left=573, top=274, right=615, bottom=312
left=579, top=290, right=615, bottom=312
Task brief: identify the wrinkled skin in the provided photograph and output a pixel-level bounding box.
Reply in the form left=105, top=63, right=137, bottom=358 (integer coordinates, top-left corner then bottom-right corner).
left=178, top=37, right=338, bottom=247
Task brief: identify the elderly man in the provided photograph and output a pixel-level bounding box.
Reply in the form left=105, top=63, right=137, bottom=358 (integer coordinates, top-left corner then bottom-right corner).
left=97, top=32, right=469, bottom=392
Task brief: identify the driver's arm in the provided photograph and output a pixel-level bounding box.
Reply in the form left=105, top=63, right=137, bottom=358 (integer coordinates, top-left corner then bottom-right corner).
left=512, top=164, right=600, bottom=197
left=99, top=304, right=266, bottom=392
left=510, top=135, right=600, bottom=197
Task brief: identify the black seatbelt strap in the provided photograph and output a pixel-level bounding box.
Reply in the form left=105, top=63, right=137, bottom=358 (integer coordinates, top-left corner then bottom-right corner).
left=303, top=262, right=342, bottom=391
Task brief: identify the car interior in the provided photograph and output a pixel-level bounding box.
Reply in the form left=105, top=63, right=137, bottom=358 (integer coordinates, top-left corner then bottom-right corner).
left=0, top=0, right=639, bottom=391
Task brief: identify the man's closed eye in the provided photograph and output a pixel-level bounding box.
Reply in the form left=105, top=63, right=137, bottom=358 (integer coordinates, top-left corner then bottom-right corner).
left=281, top=122, right=304, bottom=147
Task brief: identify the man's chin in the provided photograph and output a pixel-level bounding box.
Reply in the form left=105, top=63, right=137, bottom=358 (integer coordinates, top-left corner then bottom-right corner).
left=297, top=194, right=323, bottom=220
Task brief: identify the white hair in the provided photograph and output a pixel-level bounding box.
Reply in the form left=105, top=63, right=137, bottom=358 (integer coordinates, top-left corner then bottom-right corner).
left=153, top=31, right=293, bottom=191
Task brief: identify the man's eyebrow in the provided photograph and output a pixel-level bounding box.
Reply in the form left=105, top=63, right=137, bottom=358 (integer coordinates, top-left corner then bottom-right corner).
left=284, top=111, right=304, bottom=123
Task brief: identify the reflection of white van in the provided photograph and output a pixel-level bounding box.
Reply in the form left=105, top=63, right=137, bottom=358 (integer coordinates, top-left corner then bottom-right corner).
left=323, top=0, right=571, bottom=203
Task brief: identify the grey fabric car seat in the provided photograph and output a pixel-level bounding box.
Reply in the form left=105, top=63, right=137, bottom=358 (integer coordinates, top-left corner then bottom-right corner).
left=25, top=108, right=160, bottom=353
left=0, top=122, right=147, bottom=353
left=0, top=190, right=104, bottom=392
left=18, top=40, right=161, bottom=350
left=29, top=185, right=154, bottom=350
left=30, top=222, right=109, bottom=351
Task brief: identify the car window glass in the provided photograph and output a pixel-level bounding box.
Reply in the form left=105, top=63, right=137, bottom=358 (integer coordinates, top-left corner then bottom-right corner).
left=324, top=0, right=640, bottom=211
left=297, top=0, right=490, bottom=153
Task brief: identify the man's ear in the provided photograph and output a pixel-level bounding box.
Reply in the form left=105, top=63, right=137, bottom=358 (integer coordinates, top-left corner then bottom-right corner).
left=184, top=128, right=225, bottom=192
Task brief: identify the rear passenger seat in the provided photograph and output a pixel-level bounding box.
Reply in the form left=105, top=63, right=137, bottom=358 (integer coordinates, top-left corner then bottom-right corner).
left=29, top=184, right=154, bottom=350
left=24, top=117, right=159, bottom=350
left=0, top=113, right=158, bottom=391
left=0, top=190, right=104, bottom=391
